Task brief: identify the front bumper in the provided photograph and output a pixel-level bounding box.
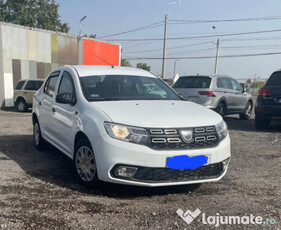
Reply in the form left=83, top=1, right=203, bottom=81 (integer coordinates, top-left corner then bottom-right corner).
left=93, top=134, right=231, bottom=187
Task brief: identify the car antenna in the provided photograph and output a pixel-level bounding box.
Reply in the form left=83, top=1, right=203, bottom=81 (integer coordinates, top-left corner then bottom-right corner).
left=89, top=50, right=115, bottom=68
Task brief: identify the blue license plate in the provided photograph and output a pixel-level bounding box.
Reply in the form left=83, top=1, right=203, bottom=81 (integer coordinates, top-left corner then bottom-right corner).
left=278, top=98, right=281, bottom=103
left=166, top=155, right=208, bottom=170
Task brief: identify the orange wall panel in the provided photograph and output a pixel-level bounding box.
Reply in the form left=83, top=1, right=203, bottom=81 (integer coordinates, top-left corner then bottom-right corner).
left=83, top=40, right=120, bottom=66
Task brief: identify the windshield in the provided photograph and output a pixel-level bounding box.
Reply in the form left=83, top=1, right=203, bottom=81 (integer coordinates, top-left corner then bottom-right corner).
left=173, top=76, right=211, bottom=89
left=80, top=75, right=181, bottom=101
left=266, top=72, right=281, bottom=86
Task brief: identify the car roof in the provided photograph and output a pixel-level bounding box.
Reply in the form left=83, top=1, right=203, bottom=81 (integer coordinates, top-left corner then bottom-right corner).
left=179, top=74, right=231, bottom=79
left=69, top=65, right=156, bottom=78
left=18, top=79, right=44, bottom=82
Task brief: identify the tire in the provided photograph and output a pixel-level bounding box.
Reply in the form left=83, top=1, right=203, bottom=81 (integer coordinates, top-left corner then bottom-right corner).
left=33, top=119, right=45, bottom=150
left=255, top=115, right=270, bottom=129
left=215, top=102, right=226, bottom=117
left=74, top=139, right=99, bottom=188
left=239, top=101, right=253, bottom=120
left=17, top=98, right=27, bottom=112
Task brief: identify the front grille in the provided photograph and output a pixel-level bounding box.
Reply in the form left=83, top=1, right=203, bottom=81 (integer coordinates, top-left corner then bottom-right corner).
left=146, top=126, right=219, bottom=150
left=111, top=163, right=223, bottom=183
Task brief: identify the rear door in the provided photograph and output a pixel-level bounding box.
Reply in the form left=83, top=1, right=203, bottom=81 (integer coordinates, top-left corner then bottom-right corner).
left=40, top=71, right=61, bottom=143
left=24, top=80, right=44, bottom=104
left=229, top=78, right=248, bottom=112
left=217, top=77, right=236, bottom=112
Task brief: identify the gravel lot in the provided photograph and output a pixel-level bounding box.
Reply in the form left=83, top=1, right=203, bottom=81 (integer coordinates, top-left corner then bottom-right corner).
left=0, top=109, right=280, bottom=230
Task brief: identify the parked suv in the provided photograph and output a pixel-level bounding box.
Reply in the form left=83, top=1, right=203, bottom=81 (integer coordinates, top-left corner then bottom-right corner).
left=14, top=80, right=44, bottom=112
left=173, top=75, right=253, bottom=119
left=255, top=71, right=281, bottom=129
left=32, top=66, right=230, bottom=188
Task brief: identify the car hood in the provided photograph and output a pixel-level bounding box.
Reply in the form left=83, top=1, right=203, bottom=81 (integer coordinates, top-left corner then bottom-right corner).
left=92, top=100, right=222, bottom=128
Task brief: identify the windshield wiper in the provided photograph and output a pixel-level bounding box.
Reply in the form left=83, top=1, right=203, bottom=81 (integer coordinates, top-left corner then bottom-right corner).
left=88, top=98, right=118, bottom=101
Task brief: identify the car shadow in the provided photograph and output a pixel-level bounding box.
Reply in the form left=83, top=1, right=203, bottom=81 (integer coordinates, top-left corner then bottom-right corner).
left=0, top=134, right=201, bottom=198
left=224, top=116, right=281, bottom=132
left=1, top=107, right=32, bottom=113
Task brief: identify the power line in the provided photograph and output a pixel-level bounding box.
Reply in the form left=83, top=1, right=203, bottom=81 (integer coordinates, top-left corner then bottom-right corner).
left=98, top=21, right=164, bottom=39
left=123, top=41, right=214, bottom=54
left=167, top=48, right=215, bottom=56
left=125, top=51, right=281, bottom=60
left=221, top=44, right=281, bottom=49
left=105, top=28, right=281, bottom=42
left=168, top=15, right=281, bottom=24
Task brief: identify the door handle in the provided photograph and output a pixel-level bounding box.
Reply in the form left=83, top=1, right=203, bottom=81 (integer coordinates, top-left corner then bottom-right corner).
left=38, top=101, right=42, bottom=106
left=23, top=92, right=27, bottom=94
left=52, top=107, right=56, bottom=113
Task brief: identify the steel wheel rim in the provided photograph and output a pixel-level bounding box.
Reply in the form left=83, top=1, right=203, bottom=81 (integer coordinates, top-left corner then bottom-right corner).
left=75, top=146, right=96, bottom=182
left=34, top=123, right=40, bottom=146
left=18, top=102, right=24, bottom=111
left=246, top=103, right=252, bottom=117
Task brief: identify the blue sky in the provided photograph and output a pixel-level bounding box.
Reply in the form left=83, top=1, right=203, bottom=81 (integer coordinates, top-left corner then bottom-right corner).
left=56, top=0, right=281, bottom=79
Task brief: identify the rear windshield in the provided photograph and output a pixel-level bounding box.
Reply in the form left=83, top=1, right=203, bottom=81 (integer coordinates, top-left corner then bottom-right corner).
left=15, top=81, right=25, bottom=90
left=266, top=72, right=281, bottom=86
left=173, top=76, right=211, bottom=89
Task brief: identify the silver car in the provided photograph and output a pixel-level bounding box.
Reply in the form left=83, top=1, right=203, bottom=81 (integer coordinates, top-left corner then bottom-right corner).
left=173, top=75, right=253, bottom=120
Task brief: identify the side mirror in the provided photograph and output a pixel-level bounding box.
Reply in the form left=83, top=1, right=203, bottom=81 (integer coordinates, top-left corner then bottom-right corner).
left=56, top=92, right=76, bottom=105
left=178, top=92, right=187, bottom=100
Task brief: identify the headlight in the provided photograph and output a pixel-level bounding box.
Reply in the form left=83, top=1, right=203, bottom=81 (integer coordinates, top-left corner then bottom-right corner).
left=215, top=120, right=228, bottom=141
left=104, top=122, right=148, bottom=145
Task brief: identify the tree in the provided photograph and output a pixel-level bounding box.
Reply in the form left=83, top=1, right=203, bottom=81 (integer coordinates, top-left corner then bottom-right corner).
left=121, top=59, right=132, bottom=67
left=136, top=63, right=151, bottom=71
left=0, top=0, right=69, bottom=33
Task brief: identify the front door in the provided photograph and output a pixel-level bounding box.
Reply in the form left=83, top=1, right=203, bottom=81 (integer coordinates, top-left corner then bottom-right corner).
left=52, top=71, right=77, bottom=156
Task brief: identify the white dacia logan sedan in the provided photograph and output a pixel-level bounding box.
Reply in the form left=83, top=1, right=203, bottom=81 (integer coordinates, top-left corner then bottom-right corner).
left=32, top=65, right=230, bottom=188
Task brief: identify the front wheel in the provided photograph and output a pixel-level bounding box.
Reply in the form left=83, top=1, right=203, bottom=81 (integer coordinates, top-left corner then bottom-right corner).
left=74, top=139, right=99, bottom=188
left=239, top=101, right=252, bottom=120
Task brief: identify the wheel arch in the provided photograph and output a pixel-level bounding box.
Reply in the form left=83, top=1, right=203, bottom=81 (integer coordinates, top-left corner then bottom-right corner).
left=248, top=99, right=253, bottom=106
left=16, top=96, right=26, bottom=103
left=32, top=113, right=38, bottom=125
left=217, top=98, right=227, bottom=109
left=74, top=131, right=91, bottom=152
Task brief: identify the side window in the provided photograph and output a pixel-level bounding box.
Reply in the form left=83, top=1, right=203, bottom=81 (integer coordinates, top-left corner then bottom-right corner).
left=35, top=81, right=44, bottom=90
left=230, top=79, right=242, bottom=91
left=44, top=72, right=60, bottom=97
left=15, top=81, right=25, bottom=90
left=217, top=78, right=232, bottom=89
left=25, top=81, right=43, bottom=91
left=58, top=71, right=75, bottom=94
left=217, top=78, right=223, bottom=88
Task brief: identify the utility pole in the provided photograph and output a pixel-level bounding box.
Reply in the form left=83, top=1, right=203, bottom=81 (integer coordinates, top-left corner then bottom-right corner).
left=79, top=16, right=87, bottom=37
left=161, top=14, right=168, bottom=79
left=214, top=38, right=220, bottom=74
left=173, top=59, right=178, bottom=77
left=78, top=16, right=87, bottom=65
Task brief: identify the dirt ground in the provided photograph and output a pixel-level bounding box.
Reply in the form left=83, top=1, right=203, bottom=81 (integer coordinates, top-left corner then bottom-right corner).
left=0, top=109, right=280, bottom=230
